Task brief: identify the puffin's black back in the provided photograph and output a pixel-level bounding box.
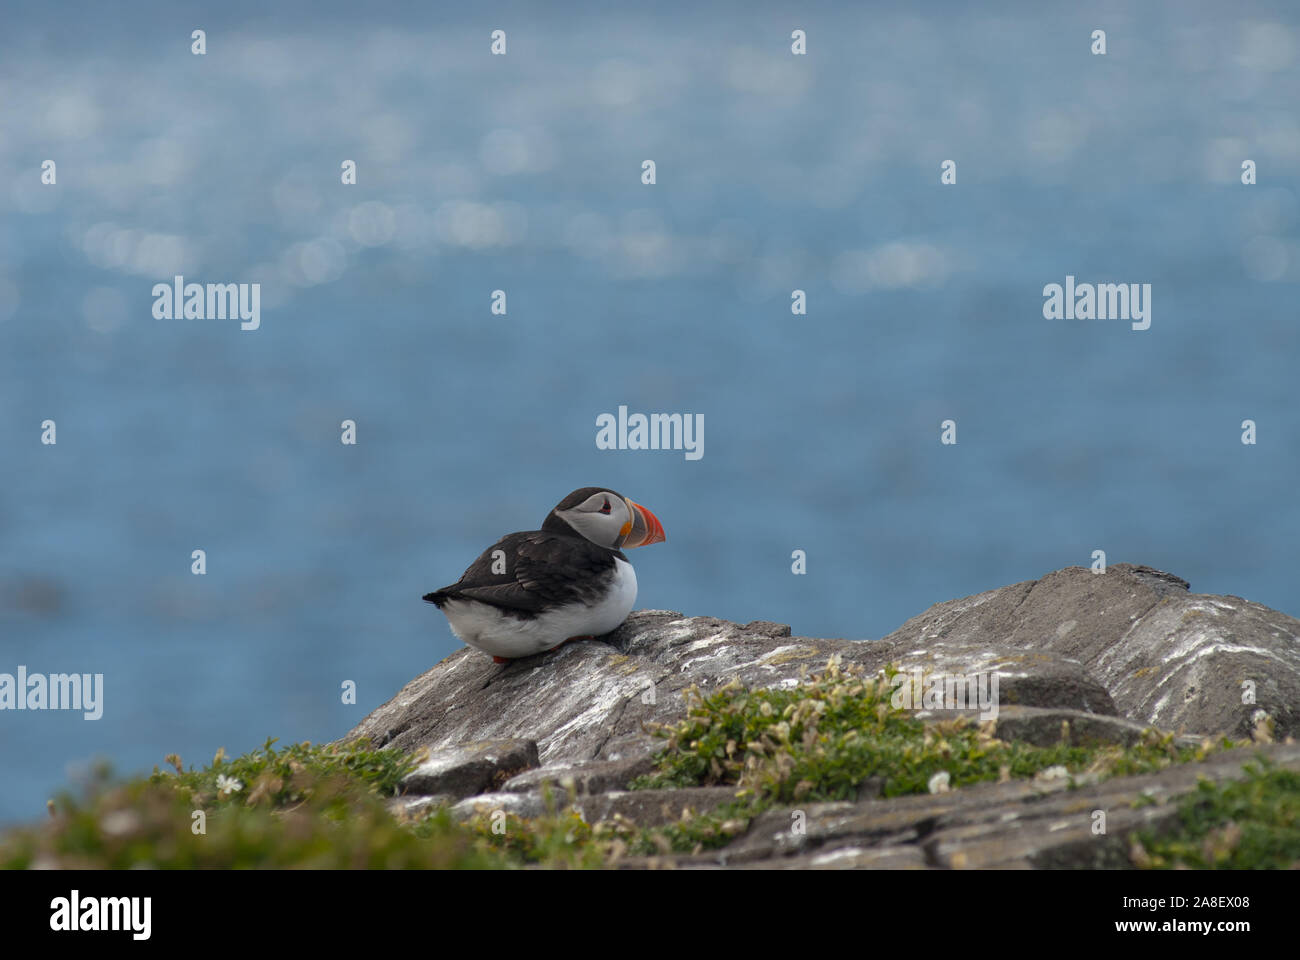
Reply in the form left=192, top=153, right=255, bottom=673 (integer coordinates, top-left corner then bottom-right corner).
left=423, top=530, right=627, bottom=615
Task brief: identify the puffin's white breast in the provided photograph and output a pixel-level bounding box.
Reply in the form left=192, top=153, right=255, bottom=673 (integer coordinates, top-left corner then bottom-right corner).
left=441, top=558, right=638, bottom=659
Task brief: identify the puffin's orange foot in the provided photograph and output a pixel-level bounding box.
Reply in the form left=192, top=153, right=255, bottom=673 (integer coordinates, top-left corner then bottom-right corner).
left=547, top=635, right=595, bottom=653
left=492, top=655, right=512, bottom=664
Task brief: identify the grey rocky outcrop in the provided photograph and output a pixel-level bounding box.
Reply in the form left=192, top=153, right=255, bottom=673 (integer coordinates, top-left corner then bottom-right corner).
left=345, top=563, right=1300, bottom=868
left=879, top=564, right=1298, bottom=740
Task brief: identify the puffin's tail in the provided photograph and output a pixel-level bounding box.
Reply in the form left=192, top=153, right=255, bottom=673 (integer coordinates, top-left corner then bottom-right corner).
left=422, top=590, right=451, bottom=607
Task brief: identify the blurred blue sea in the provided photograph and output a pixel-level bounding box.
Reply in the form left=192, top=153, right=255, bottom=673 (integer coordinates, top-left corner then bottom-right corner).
left=1, top=0, right=1298, bottom=824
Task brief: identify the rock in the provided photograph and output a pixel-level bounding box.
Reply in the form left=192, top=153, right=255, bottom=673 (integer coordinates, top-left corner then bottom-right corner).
left=923, top=705, right=1205, bottom=749
left=573, top=787, right=740, bottom=828
left=879, top=644, right=1116, bottom=716
left=388, top=794, right=455, bottom=819
left=398, top=739, right=539, bottom=799
left=698, top=742, right=1300, bottom=870
left=344, top=610, right=855, bottom=766
left=739, top=845, right=931, bottom=870
left=450, top=791, right=550, bottom=821
left=881, top=563, right=1300, bottom=740
left=346, top=610, right=1120, bottom=769
left=500, top=753, right=658, bottom=796
left=340, top=562, right=1300, bottom=868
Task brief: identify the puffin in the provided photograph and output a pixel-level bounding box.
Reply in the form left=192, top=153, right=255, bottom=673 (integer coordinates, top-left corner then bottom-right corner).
left=423, top=487, right=666, bottom=663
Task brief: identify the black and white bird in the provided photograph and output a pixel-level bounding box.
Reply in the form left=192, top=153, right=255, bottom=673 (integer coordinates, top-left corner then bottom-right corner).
left=423, top=487, right=666, bottom=663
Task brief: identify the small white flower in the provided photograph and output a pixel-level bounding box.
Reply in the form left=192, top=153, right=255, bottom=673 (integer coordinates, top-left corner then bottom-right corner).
left=1035, top=765, right=1070, bottom=782
left=927, top=771, right=951, bottom=794
left=216, top=774, right=243, bottom=796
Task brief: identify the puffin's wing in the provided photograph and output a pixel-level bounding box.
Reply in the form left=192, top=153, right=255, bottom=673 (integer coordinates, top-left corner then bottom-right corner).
left=423, top=532, right=621, bottom=613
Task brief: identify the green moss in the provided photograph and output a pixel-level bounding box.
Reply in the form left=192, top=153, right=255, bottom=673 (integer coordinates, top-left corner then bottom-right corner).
left=634, top=661, right=1222, bottom=799
left=622, top=658, right=1243, bottom=854
left=153, top=736, right=415, bottom=812
left=1131, top=760, right=1300, bottom=869
left=448, top=784, right=610, bottom=868
left=0, top=739, right=557, bottom=869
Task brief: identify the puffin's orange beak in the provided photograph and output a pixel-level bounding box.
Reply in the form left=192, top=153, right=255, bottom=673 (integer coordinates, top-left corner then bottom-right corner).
left=620, top=498, right=666, bottom=548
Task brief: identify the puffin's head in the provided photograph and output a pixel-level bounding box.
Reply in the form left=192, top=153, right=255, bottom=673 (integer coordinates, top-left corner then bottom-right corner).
left=543, top=487, right=666, bottom=550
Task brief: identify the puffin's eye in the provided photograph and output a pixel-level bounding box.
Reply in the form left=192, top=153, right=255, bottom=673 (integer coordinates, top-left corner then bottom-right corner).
left=599, top=499, right=611, bottom=514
